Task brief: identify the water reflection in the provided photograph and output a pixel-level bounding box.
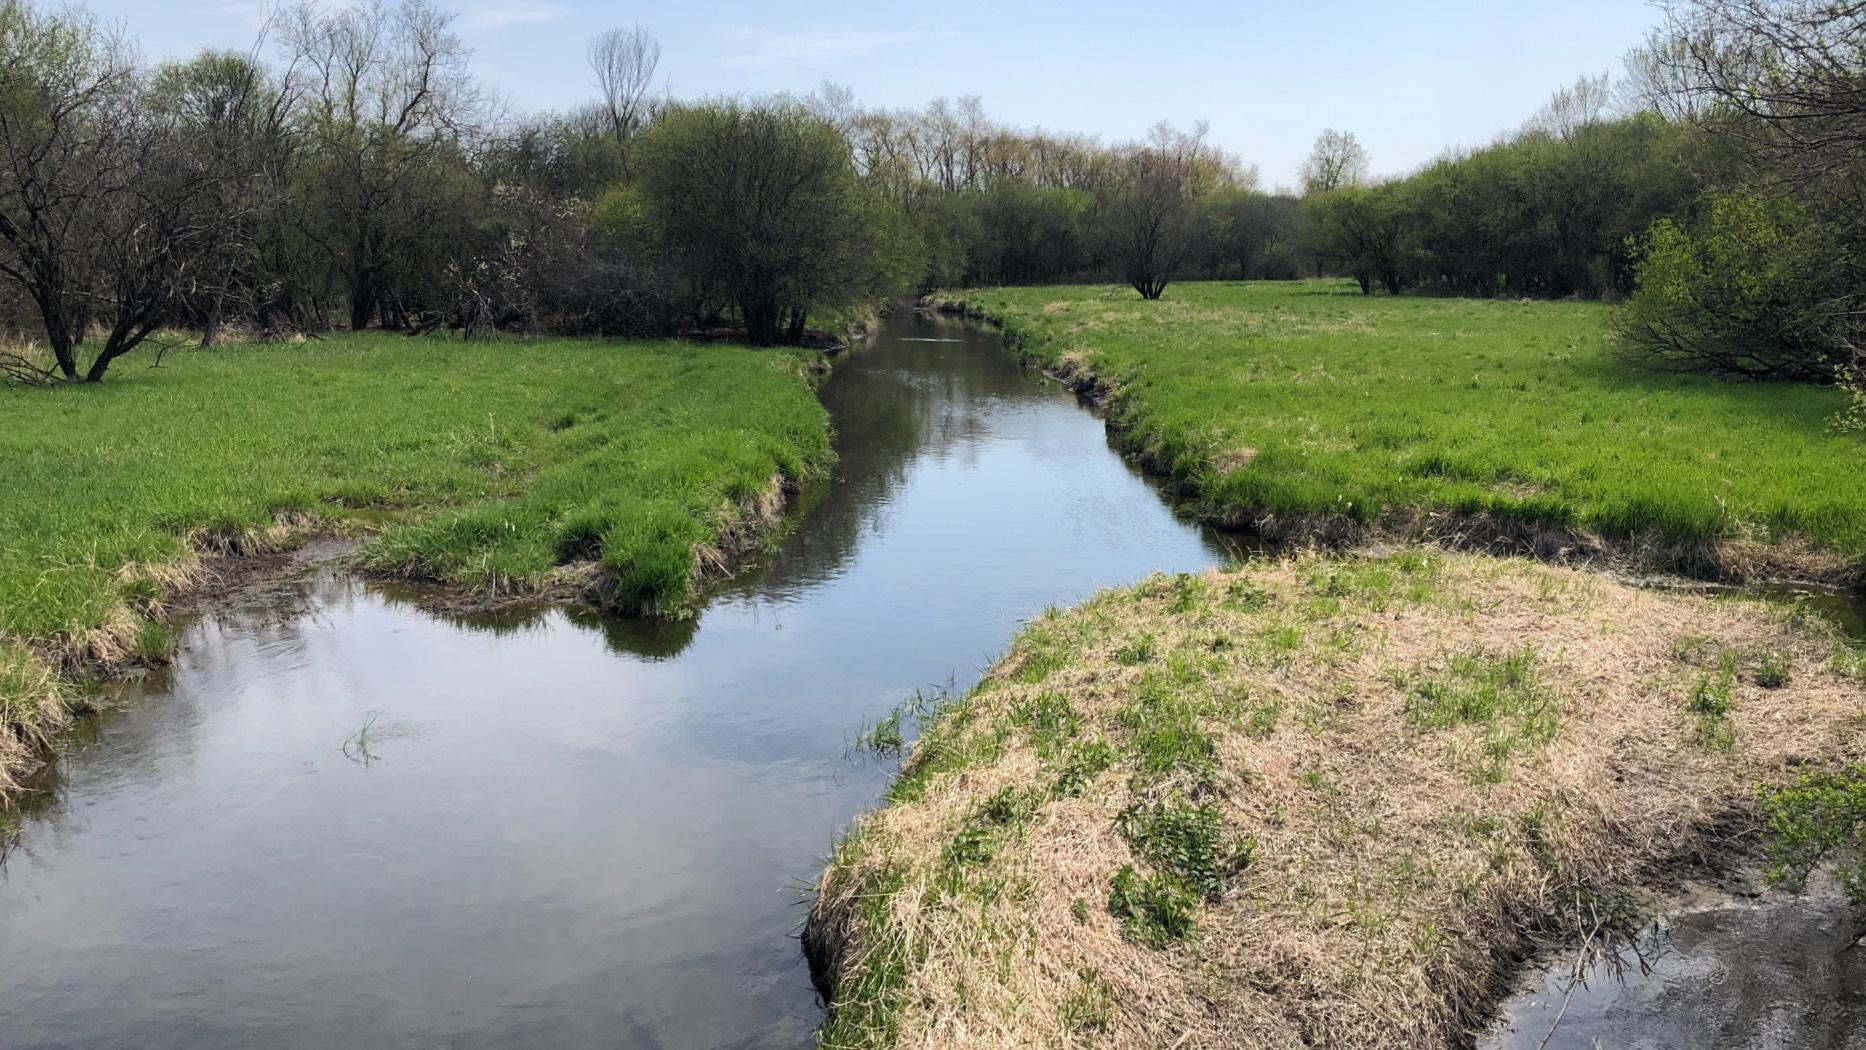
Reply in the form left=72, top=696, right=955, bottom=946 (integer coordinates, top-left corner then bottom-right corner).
left=0, top=314, right=1233, bottom=1050
left=1483, top=888, right=1866, bottom=1049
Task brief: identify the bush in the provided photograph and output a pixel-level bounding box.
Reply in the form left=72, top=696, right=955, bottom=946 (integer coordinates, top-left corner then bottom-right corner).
left=1615, top=193, right=1847, bottom=382
left=1761, top=764, right=1866, bottom=906
left=1838, top=363, right=1866, bottom=434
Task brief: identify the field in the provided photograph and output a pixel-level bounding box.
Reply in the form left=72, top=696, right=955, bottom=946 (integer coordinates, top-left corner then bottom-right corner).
left=0, top=333, right=832, bottom=786
left=806, top=552, right=1866, bottom=1048
left=940, top=281, right=1866, bottom=579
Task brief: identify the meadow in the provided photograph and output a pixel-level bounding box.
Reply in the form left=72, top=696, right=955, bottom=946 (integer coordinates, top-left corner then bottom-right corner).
left=0, top=333, right=831, bottom=785
left=942, top=281, right=1866, bottom=577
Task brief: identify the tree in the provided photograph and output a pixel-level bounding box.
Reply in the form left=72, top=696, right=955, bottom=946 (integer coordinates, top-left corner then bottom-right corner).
left=633, top=100, right=913, bottom=345
left=1305, top=185, right=1408, bottom=295
left=1204, top=186, right=1303, bottom=279
left=0, top=1, right=246, bottom=381
left=283, top=0, right=488, bottom=331
left=146, top=48, right=296, bottom=346
left=1522, top=73, right=1614, bottom=139
left=588, top=24, right=660, bottom=150
left=0, top=1, right=134, bottom=379
left=1299, top=129, right=1369, bottom=195
left=1618, top=1, right=1866, bottom=379
left=1095, top=121, right=1216, bottom=300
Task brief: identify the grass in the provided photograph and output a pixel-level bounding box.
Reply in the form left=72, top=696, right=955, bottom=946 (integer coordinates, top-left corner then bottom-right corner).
left=0, top=332, right=832, bottom=788
left=806, top=551, right=1866, bottom=1049
left=939, top=281, right=1866, bottom=579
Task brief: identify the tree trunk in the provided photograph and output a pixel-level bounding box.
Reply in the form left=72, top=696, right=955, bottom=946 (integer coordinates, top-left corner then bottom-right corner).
left=349, top=277, right=378, bottom=331
left=200, top=299, right=224, bottom=348
left=741, top=296, right=781, bottom=346
left=46, top=325, right=78, bottom=381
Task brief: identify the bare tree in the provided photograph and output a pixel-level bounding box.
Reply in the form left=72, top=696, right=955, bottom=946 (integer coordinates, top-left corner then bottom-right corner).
left=0, top=1, right=135, bottom=379
left=1299, top=129, right=1369, bottom=195
left=1097, top=121, right=1216, bottom=300
left=147, top=45, right=297, bottom=346
left=0, top=1, right=245, bottom=381
left=588, top=23, right=660, bottom=146
left=1523, top=73, right=1614, bottom=138
left=1618, top=35, right=1713, bottom=120
left=1655, top=0, right=1866, bottom=189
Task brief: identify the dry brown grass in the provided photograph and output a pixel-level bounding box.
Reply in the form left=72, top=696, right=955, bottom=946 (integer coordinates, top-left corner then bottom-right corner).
left=808, top=551, right=1866, bottom=1049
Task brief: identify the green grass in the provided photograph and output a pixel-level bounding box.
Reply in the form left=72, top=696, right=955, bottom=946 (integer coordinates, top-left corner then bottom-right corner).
left=948, top=281, right=1866, bottom=566
left=0, top=332, right=831, bottom=769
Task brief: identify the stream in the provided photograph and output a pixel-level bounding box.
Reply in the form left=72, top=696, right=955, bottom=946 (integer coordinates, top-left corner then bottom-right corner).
left=3, top=315, right=1861, bottom=1049
left=0, top=315, right=1236, bottom=1049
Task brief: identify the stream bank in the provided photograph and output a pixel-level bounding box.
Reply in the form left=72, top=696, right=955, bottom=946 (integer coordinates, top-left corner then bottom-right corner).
left=805, top=551, right=1865, bottom=1048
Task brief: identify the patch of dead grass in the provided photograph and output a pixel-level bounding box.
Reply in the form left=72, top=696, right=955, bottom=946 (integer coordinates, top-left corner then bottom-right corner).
left=808, top=552, right=1866, bottom=1049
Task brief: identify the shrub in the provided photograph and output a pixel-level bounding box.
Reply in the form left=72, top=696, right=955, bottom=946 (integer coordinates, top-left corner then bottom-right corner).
left=1838, top=363, right=1866, bottom=434
left=1761, top=765, right=1866, bottom=906
left=1615, top=193, right=1846, bottom=382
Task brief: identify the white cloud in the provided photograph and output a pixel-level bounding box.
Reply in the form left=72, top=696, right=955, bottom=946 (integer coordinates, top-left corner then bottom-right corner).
left=461, top=2, right=573, bottom=33
left=717, top=25, right=912, bottom=68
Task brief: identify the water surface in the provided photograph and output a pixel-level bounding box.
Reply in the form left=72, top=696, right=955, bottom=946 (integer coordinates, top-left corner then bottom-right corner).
left=0, top=315, right=1234, bottom=1049
left=1483, top=886, right=1865, bottom=1049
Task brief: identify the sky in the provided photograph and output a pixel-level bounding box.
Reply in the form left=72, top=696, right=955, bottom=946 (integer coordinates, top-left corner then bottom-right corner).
left=88, top=0, right=1662, bottom=189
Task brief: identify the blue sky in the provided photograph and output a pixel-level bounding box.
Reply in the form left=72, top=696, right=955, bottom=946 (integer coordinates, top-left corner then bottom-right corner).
left=91, top=0, right=1661, bottom=188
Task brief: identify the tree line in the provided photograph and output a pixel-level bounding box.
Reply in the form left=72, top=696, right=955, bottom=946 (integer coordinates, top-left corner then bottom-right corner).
left=0, top=0, right=1861, bottom=395
left=0, top=0, right=1297, bottom=381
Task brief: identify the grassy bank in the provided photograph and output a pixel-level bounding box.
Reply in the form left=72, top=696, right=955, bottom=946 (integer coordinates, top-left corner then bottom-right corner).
left=0, top=334, right=832, bottom=788
left=807, top=552, right=1866, bottom=1048
left=937, top=281, right=1866, bottom=583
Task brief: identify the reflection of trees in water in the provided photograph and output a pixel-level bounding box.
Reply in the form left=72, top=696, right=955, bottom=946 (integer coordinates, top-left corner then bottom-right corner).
left=716, top=317, right=1046, bottom=601
left=374, top=580, right=704, bottom=662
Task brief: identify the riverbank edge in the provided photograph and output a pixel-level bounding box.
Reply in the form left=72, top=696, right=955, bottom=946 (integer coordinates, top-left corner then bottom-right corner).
left=802, top=552, right=1866, bottom=1048
left=925, top=295, right=1866, bottom=593
left=0, top=352, right=845, bottom=800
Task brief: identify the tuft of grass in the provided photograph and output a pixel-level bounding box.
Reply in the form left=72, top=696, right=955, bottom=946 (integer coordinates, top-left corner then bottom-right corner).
left=1117, top=798, right=1250, bottom=903
left=1119, top=673, right=1217, bottom=787
left=1403, top=645, right=1560, bottom=782
left=1113, top=632, right=1157, bottom=666
left=1687, top=651, right=1738, bottom=746
left=1753, top=649, right=1792, bottom=689
left=1107, top=863, right=1199, bottom=948
left=1059, top=967, right=1116, bottom=1034
left=957, top=281, right=1866, bottom=569
left=134, top=620, right=176, bottom=664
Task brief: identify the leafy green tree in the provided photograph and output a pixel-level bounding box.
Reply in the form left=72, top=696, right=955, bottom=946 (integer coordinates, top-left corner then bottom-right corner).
left=282, top=0, right=488, bottom=331
left=1305, top=185, right=1409, bottom=295
left=633, top=100, right=914, bottom=344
